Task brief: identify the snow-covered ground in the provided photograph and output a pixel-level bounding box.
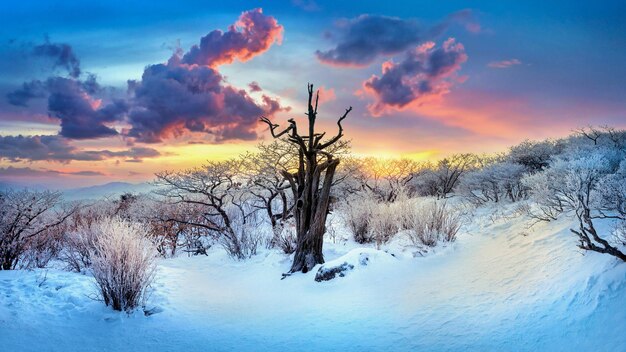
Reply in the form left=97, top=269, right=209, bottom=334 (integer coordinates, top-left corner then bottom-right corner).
left=1, top=204, right=625, bottom=351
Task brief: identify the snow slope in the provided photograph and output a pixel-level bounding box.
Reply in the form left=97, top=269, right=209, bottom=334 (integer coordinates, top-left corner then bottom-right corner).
left=1, top=205, right=625, bottom=351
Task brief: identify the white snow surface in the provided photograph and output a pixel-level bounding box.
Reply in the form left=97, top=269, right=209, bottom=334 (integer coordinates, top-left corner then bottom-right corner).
left=1, top=204, right=625, bottom=351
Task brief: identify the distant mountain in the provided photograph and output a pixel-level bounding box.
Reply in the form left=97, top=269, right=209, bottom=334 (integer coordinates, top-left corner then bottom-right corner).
left=62, top=181, right=157, bottom=201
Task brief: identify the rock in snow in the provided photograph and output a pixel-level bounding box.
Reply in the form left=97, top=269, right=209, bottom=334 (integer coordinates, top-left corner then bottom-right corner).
left=315, top=248, right=396, bottom=282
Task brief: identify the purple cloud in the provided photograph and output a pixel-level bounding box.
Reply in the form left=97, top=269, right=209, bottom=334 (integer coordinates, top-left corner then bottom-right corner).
left=6, top=80, right=46, bottom=107
left=46, top=77, right=127, bottom=139
left=248, top=81, right=263, bottom=92
left=317, top=10, right=478, bottom=67
left=316, top=14, right=422, bottom=67
left=0, top=135, right=160, bottom=163
left=126, top=60, right=286, bottom=143
left=363, top=38, right=467, bottom=115
left=5, top=9, right=286, bottom=145
left=0, top=166, right=105, bottom=178
left=32, top=37, right=81, bottom=78
left=181, top=8, right=283, bottom=67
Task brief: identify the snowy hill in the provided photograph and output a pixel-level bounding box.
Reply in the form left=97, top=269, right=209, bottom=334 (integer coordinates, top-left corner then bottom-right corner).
left=1, top=204, right=624, bottom=351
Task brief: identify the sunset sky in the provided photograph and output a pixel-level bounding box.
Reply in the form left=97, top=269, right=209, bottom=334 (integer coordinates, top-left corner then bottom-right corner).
left=0, top=0, right=625, bottom=188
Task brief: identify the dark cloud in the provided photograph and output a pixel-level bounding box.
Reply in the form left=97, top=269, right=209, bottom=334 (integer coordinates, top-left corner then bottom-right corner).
left=7, top=76, right=126, bottom=139
left=316, top=15, right=422, bottom=67
left=126, top=13, right=287, bottom=144
left=316, top=10, right=478, bottom=67
left=46, top=77, right=127, bottom=139
left=0, top=135, right=160, bottom=163
left=127, top=61, right=285, bottom=142
left=32, top=37, right=81, bottom=78
left=5, top=9, right=285, bottom=145
left=363, top=38, right=467, bottom=115
left=6, top=80, right=46, bottom=106
left=248, top=81, right=262, bottom=92
left=181, top=8, right=283, bottom=67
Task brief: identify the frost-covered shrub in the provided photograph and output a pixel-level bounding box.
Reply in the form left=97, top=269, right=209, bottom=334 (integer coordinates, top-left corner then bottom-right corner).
left=524, top=142, right=626, bottom=261
left=61, top=224, right=98, bottom=273
left=59, top=204, right=113, bottom=272
left=19, top=225, right=65, bottom=269
left=218, top=206, right=267, bottom=259
left=413, top=154, right=478, bottom=199
left=407, top=201, right=461, bottom=247
left=507, top=140, right=560, bottom=172
left=0, top=189, right=72, bottom=270
left=460, top=161, right=529, bottom=205
left=89, top=217, right=156, bottom=312
left=340, top=198, right=373, bottom=244
left=274, top=224, right=297, bottom=254
left=368, top=203, right=399, bottom=248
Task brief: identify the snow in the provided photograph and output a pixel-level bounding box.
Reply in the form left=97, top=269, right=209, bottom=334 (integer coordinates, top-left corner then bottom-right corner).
left=1, top=203, right=625, bottom=351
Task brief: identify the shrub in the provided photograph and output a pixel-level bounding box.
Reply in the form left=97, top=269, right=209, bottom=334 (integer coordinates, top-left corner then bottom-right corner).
left=407, top=201, right=461, bottom=247
left=275, top=224, right=297, bottom=254
left=0, top=189, right=72, bottom=270
left=60, top=223, right=98, bottom=272
left=340, top=198, right=373, bottom=244
left=368, top=203, right=400, bottom=248
left=89, top=217, right=156, bottom=312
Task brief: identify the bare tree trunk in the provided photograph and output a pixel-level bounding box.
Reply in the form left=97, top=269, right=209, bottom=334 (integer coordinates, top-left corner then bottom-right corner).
left=261, top=84, right=351, bottom=274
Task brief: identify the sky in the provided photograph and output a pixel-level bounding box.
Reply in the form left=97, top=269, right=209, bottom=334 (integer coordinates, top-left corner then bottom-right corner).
left=0, top=0, right=625, bottom=188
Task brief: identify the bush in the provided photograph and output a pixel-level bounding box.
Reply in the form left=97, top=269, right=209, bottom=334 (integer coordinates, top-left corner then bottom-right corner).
left=368, top=203, right=400, bottom=248
left=89, top=217, right=156, bottom=312
left=0, top=189, right=71, bottom=270
left=340, top=198, right=373, bottom=244
left=407, top=201, right=461, bottom=247
left=274, top=224, right=297, bottom=254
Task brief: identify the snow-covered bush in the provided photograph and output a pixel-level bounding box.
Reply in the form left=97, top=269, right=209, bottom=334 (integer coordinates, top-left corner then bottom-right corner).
left=407, top=201, right=461, bottom=247
left=507, top=139, right=560, bottom=172
left=368, top=202, right=399, bottom=248
left=59, top=202, right=114, bottom=272
left=274, top=223, right=297, bottom=254
left=89, top=217, right=156, bottom=312
left=459, top=160, right=529, bottom=205
left=61, top=224, right=98, bottom=273
left=18, top=225, right=65, bottom=269
left=524, top=140, right=626, bottom=261
left=340, top=197, right=373, bottom=244
left=413, top=154, right=479, bottom=199
left=0, top=189, right=73, bottom=270
left=222, top=207, right=266, bottom=259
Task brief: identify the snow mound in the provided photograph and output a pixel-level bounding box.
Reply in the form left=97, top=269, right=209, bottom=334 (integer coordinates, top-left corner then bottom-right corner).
left=315, top=248, right=397, bottom=282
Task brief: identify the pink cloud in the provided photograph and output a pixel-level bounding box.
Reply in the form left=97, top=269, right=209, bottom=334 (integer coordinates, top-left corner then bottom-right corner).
left=182, top=8, right=283, bottom=68
left=362, top=38, right=468, bottom=116
left=488, top=59, right=522, bottom=68
left=317, top=86, right=336, bottom=105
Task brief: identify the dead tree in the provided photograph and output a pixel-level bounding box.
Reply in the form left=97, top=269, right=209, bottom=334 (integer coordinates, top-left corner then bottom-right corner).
left=261, top=84, right=352, bottom=274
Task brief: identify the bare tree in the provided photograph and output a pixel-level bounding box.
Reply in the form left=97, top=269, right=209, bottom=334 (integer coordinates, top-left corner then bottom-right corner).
left=260, top=84, right=352, bottom=274
left=155, top=160, right=260, bottom=259
left=574, top=126, right=602, bottom=145
left=241, top=141, right=296, bottom=244
left=354, top=158, right=426, bottom=202
left=525, top=151, right=626, bottom=261
left=429, top=154, right=478, bottom=199
left=0, top=189, right=75, bottom=270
